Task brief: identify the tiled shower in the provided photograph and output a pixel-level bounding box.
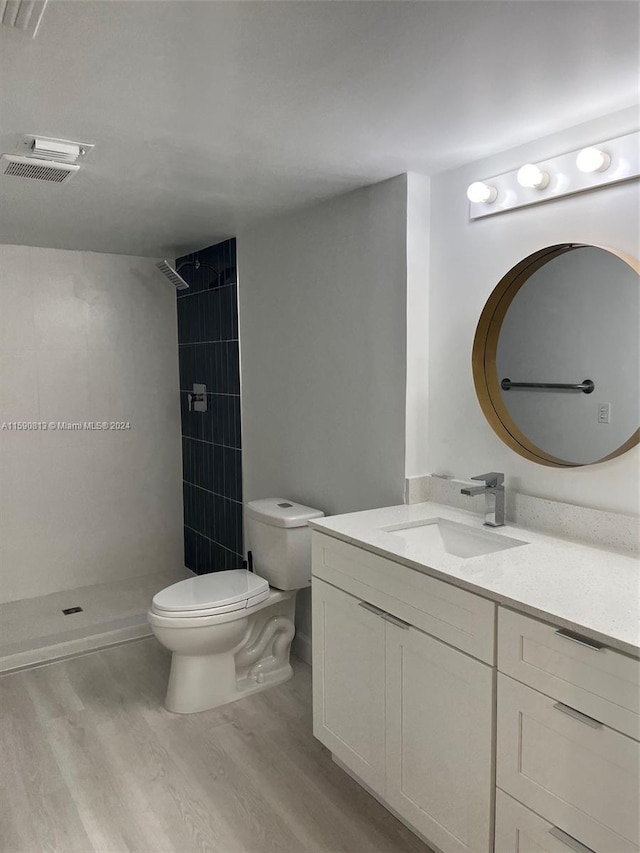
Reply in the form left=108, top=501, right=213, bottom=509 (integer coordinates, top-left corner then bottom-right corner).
left=176, top=239, right=244, bottom=574
left=0, top=245, right=186, bottom=671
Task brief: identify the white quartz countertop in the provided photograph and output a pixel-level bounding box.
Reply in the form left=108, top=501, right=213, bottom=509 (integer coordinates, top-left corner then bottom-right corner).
left=309, top=501, right=640, bottom=658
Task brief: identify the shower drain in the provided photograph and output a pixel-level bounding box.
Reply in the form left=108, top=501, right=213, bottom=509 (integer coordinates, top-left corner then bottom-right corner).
left=62, top=606, right=83, bottom=615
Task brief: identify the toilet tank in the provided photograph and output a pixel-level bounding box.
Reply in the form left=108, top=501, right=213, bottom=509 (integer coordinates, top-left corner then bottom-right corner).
left=245, top=498, right=324, bottom=590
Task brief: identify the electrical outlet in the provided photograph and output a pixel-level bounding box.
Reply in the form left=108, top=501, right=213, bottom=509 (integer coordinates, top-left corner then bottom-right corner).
left=598, top=402, right=611, bottom=424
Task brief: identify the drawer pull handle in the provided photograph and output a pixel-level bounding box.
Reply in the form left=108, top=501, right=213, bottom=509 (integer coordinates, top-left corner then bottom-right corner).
left=553, top=702, right=603, bottom=729
left=358, top=602, right=412, bottom=630
left=358, top=602, right=385, bottom=617
left=549, top=826, right=597, bottom=853
left=555, top=628, right=605, bottom=651
left=381, top=612, right=411, bottom=630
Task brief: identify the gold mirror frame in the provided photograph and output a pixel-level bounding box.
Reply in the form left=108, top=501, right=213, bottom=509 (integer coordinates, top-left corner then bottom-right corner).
left=472, top=243, right=640, bottom=468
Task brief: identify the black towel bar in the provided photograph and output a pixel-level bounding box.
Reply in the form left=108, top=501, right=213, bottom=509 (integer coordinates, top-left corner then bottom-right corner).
left=500, top=378, right=595, bottom=394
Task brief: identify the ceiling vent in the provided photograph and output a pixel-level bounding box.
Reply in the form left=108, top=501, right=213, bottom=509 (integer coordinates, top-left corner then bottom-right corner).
left=1, top=0, right=48, bottom=38
left=0, top=137, right=92, bottom=183
left=0, top=154, right=79, bottom=183
left=30, top=138, right=82, bottom=163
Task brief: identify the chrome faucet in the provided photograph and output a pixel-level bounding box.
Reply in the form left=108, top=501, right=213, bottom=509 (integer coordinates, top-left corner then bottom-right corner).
left=460, top=472, right=505, bottom=527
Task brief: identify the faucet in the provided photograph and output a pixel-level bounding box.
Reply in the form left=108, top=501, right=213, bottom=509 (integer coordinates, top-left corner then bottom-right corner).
left=460, top=472, right=505, bottom=527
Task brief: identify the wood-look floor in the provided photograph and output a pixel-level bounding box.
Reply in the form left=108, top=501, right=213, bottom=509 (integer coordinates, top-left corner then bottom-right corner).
left=0, top=639, right=432, bottom=853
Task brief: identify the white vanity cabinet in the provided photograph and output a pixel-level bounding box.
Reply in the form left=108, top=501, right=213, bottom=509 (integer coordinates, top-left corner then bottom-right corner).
left=311, top=532, right=495, bottom=853
left=495, top=608, right=640, bottom=853
left=309, top=502, right=640, bottom=853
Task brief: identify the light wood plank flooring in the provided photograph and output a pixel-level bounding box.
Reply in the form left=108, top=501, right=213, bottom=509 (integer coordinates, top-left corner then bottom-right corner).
left=0, top=639, right=433, bottom=853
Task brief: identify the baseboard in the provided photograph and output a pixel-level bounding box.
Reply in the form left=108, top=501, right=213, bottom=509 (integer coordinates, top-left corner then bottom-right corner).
left=292, top=630, right=312, bottom=665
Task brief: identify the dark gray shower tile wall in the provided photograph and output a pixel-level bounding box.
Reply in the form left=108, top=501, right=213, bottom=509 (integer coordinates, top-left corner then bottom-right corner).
left=176, top=238, right=243, bottom=574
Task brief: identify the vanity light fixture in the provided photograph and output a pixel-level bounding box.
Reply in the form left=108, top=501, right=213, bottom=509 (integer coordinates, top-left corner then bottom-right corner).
left=576, top=146, right=611, bottom=174
left=516, top=163, right=549, bottom=190
left=466, top=181, right=498, bottom=204
left=467, top=130, right=639, bottom=219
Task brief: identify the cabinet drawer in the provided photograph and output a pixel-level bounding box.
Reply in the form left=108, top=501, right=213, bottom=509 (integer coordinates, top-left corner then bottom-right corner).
left=497, top=674, right=640, bottom=853
left=495, top=789, right=603, bottom=853
left=312, top=532, right=495, bottom=663
left=498, top=608, right=640, bottom=739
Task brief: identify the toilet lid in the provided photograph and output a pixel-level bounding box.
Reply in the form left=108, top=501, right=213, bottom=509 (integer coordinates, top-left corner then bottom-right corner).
left=152, top=570, right=269, bottom=615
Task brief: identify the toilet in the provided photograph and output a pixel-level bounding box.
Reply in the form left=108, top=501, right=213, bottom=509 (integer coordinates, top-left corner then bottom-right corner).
left=148, top=498, right=323, bottom=714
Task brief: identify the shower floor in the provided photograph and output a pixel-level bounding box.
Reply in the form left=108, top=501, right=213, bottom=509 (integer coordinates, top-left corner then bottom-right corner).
left=0, top=567, right=190, bottom=675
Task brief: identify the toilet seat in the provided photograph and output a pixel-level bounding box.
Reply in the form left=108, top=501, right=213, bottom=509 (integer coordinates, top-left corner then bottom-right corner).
left=151, top=569, right=270, bottom=618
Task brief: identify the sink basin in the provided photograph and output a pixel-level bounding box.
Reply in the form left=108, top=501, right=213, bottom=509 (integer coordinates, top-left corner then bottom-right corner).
left=381, top=517, right=527, bottom=559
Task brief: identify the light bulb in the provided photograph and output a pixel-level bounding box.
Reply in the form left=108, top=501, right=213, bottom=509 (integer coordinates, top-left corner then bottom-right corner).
left=466, top=181, right=498, bottom=204
left=576, top=146, right=611, bottom=173
left=517, top=163, right=549, bottom=189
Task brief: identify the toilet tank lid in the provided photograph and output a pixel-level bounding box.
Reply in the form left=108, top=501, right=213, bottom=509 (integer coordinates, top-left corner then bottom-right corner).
left=246, top=498, right=324, bottom=528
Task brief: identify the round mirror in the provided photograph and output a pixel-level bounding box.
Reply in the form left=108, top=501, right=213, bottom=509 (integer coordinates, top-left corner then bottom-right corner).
left=472, top=244, right=640, bottom=467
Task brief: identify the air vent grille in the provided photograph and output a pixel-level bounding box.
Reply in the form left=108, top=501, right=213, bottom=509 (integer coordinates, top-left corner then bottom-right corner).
left=0, top=154, right=79, bottom=183
left=6, top=160, right=67, bottom=182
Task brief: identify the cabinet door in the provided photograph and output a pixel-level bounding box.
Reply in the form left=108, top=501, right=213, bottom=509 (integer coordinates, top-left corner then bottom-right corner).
left=311, top=577, right=386, bottom=794
left=385, top=623, right=494, bottom=853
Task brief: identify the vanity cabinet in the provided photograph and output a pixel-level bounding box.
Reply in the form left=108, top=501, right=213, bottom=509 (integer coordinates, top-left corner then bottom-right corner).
left=495, top=609, right=640, bottom=853
left=311, top=528, right=640, bottom=853
left=312, top=533, right=495, bottom=853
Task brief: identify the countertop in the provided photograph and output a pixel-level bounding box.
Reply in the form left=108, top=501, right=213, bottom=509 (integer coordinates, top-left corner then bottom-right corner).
left=309, top=501, right=640, bottom=658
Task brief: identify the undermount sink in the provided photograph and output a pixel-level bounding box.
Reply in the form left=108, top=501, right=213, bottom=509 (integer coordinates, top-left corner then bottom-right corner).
left=381, top=517, right=527, bottom=559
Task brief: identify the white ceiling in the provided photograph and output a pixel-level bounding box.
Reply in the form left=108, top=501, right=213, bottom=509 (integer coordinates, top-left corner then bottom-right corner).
left=0, top=1, right=638, bottom=258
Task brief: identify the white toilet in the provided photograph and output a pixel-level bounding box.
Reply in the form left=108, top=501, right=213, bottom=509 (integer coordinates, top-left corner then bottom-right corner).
left=148, top=498, right=323, bottom=714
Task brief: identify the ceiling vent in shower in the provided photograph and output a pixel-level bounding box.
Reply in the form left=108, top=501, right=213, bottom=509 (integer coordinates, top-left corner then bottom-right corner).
left=1, top=0, right=48, bottom=37
left=0, top=154, right=79, bottom=183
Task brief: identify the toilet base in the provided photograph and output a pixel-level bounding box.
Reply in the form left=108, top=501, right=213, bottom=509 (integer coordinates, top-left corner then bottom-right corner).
left=159, top=591, right=298, bottom=714
left=165, top=654, right=295, bottom=714
left=165, top=651, right=236, bottom=714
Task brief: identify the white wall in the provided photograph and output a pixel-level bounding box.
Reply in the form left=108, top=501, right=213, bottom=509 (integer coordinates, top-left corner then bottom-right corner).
left=238, top=175, right=408, bottom=515
left=0, top=245, right=184, bottom=604
left=405, top=172, right=431, bottom=477
left=238, top=176, right=409, bottom=644
left=428, top=108, right=640, bottom=515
